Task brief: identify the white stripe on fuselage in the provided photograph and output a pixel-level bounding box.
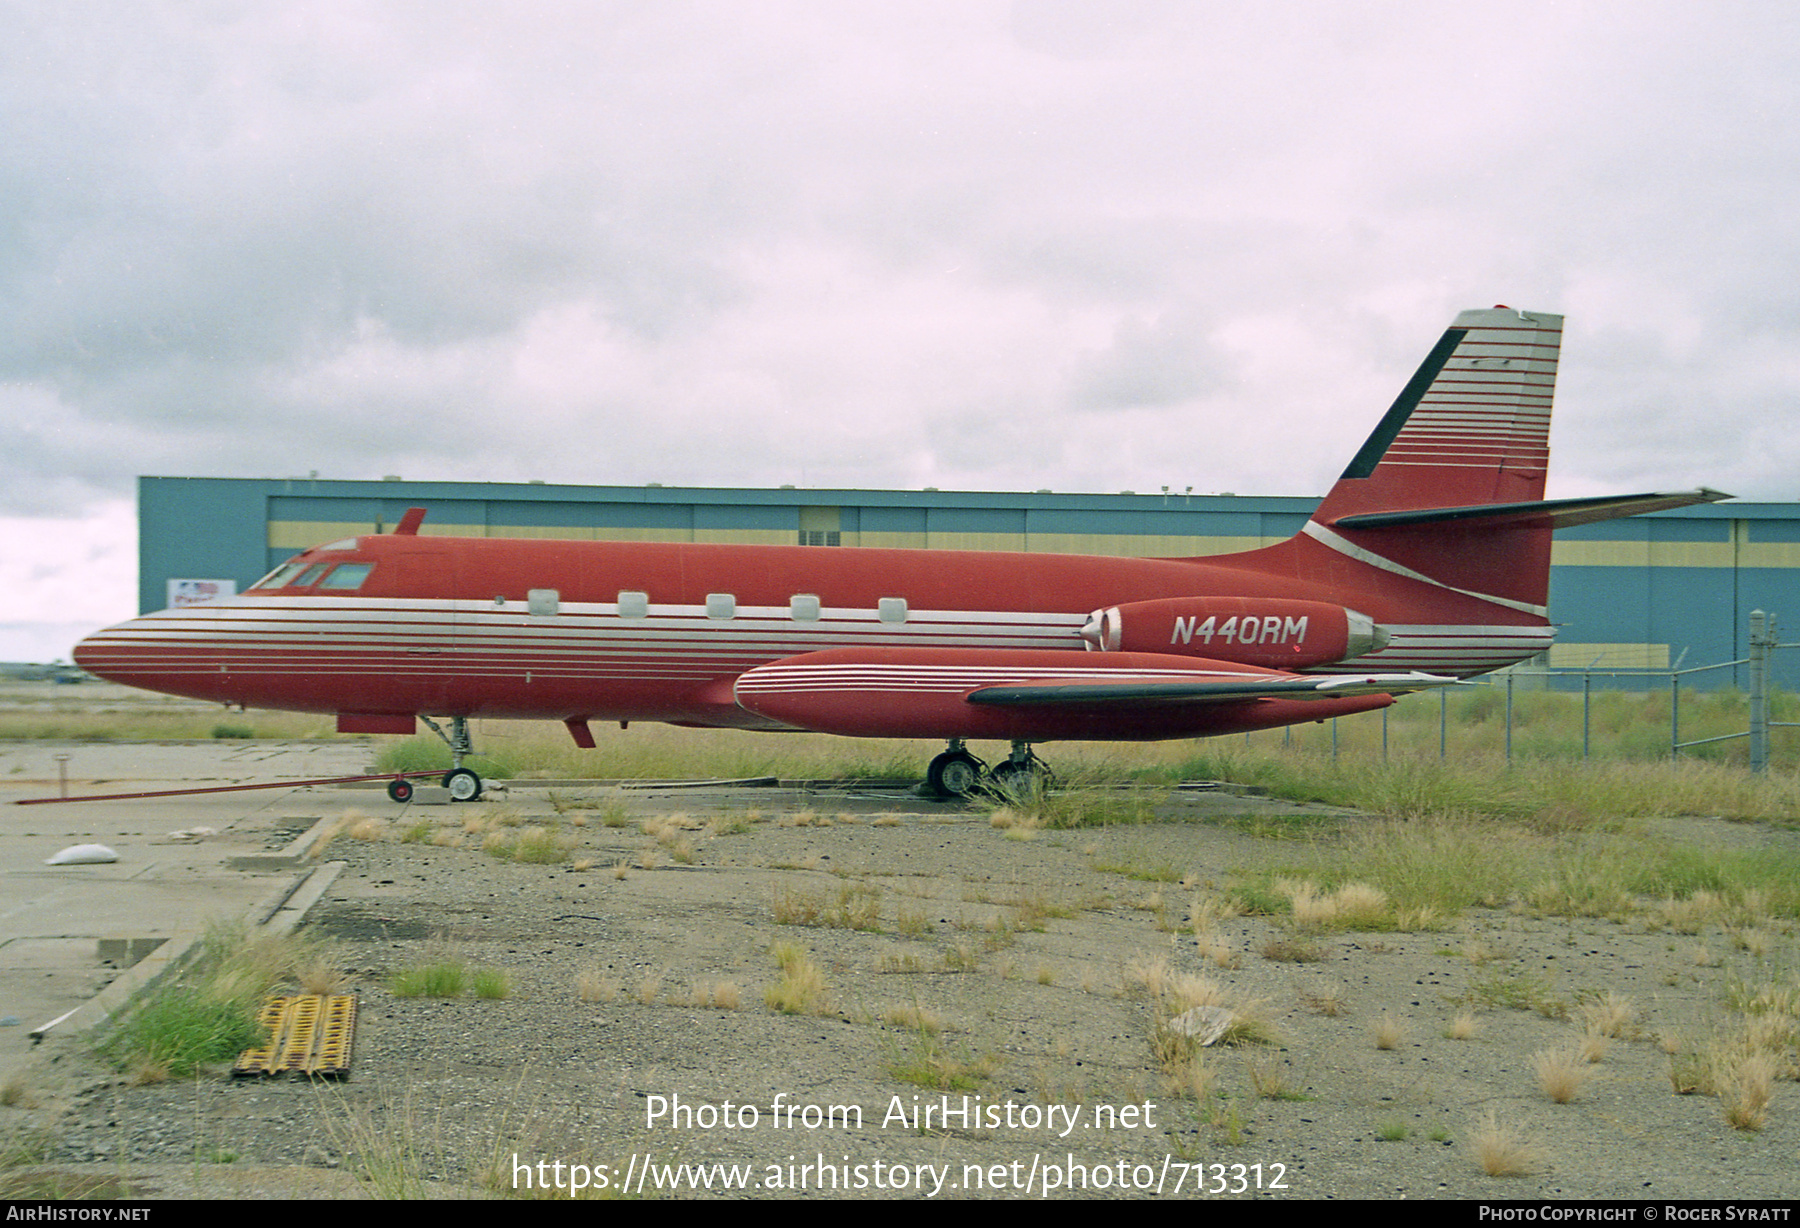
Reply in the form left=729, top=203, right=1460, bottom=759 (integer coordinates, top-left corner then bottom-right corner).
left=87, top=597, right=1552, bottom=682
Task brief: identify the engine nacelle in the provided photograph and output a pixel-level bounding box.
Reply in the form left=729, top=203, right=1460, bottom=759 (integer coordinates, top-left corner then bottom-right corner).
left=1079, top=597, right=1386, bottom=668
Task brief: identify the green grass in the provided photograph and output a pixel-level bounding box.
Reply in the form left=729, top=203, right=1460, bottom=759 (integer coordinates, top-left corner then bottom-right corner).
left=885, top=1029, right=998, bottom=1091
left=0, top=708, right=339, bottom=742
left=1223, top=814, right=1800, bottom=930
left=390, top=961, right=471, bottom=998
left=484, top=825, right=575, bottom=863
left=99, top=984, right=268, bottom=1080
left=97, top=920, right=327, bottom=1080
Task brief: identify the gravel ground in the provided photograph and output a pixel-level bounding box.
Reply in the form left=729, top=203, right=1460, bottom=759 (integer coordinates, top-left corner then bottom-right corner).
left=9, top=781, right=1799, bottom=1200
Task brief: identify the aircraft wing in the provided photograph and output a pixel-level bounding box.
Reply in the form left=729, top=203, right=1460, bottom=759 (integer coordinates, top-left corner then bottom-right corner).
left=733, top=647, right=1460, bottom=741
left=965, top=670, right=1460, bottom=707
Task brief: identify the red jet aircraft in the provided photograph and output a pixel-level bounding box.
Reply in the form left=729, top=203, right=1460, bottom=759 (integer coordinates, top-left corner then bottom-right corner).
left=75, top=307, right=1724, bottom=800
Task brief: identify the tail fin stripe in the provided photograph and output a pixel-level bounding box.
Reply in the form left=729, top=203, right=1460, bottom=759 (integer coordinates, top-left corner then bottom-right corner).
left=1299, top=522, right=1549, bottom=617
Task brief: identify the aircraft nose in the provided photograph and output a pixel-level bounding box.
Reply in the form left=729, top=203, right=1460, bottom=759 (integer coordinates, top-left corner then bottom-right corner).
left=72, top=619, right=134, bottom=684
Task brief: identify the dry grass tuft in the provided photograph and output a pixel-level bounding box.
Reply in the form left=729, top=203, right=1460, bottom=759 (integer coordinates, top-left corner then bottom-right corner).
left=1261, top=933, right=1323, bottom=963
left=296, top=956, right=349, bottom=996
left=575, top=969, right=618, bottom=1004
left=1578, top=990, right=1638, bottom=1039
left=765, top=942, right=829, bottom=1015
left=1246, top=1056, right=1296, bottom=1099
left=1721, top=1053, right=1778, bottom=1132
left=1124, top=955, right=1170, bottom=1000
left=1533, top=1043, right=1591, bottom=1103
left=1372, top=1013, right=1407, bottom=1050
left=0, top=1074, right=39, bottom=1109
left=694, top=981, right=742, bottom=1011
left=1299, top=985, right=1351, bottom=1017
left=1167, top=972, right=1226, bottom=1013
left=882, top=1002, right=943, bottom=1035
left=1469, top=1110, right=1543, bottom=1177
left=1282, top=878, right=1391, bottom=932
left=1446, top=1011, right=1480, bottom=1040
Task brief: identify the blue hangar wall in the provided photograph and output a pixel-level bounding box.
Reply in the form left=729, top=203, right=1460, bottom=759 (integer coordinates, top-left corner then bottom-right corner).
left=137, top=476, right=1800, bottom=688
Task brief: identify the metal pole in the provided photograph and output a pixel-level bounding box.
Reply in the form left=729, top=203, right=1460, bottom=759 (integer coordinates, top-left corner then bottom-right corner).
left=1331, top=717, right=1339, bottom=763
left=1505, top=672, right=1514, bottom=762
left=1382, top=707, right=1389, bottom=761
left=1671, top=673, right=1680, bottom=759
left=1750, top=610, right=1771, bottom=773
left=1582, top=672, right=1591, bottom=760
left=1439, top=687, right=1447, bottom=760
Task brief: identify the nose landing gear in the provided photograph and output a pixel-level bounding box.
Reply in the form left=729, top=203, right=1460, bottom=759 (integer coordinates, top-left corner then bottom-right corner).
left=419, top=715, right=484, bottom=802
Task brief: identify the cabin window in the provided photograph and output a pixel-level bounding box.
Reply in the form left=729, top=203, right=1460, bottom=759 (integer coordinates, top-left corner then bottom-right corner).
left=318, top=538, right=359, bottom=551
left=317, top=563, right=374, bottom=591
left=706, top=593, right=736, bottom=620
left=790, top=594, right=821, bottom=621
left=878, top=597, right=908, bottom=624
left=528, top=588, right=560, bottom=616
left=618, top=591, right=649, bottom=619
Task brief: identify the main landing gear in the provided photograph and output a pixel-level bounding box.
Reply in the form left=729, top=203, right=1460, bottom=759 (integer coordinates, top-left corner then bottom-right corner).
left=414, top=715, right=484, bottom=803
left=925, top=740, right=1054, bottom=800
left=926, top=742, right=985, bottom=797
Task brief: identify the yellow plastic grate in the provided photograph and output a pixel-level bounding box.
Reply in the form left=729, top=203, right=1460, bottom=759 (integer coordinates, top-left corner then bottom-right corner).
left=234, top=994, right=357, bottom=1077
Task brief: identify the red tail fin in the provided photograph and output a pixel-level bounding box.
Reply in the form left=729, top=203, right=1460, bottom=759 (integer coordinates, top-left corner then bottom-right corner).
left=1303, top=306, right=1563, bottom=610
left=1316, top=306, right=1561, bottom=520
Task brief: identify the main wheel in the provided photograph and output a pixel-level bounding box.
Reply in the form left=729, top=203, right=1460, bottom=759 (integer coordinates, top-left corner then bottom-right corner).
left=988, top=759, right=1049, bottom=801
left=386, top=778, right=414, bottom=804
left=926, top=751, right=982, bottom=798
left=443, top=767, right=483, bottom=802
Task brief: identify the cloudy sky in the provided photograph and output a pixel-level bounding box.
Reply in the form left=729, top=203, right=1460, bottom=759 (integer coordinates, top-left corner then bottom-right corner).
left=5, top=1, right=1799, bottom=659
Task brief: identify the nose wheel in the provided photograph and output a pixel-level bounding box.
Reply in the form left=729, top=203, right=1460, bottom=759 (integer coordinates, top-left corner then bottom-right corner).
left=443, top=767, right=483, bottom=802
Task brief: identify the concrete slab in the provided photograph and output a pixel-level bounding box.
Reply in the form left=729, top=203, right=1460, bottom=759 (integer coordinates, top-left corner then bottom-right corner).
left=0, top=739, right=379, bottom=1081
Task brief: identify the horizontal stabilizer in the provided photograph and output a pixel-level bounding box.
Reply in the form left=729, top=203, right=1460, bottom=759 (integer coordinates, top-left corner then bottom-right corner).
left=967, top=670, right=1460, bottom=707
left=1332, top=489, right=1731, bottom=532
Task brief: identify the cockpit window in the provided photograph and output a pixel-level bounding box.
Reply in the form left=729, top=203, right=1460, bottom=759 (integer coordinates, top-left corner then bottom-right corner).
left=250, top=561, right=310, bottom=590
left=316, top=563, right=374, bottom=591
left=293, top=564, right=332, bottom=587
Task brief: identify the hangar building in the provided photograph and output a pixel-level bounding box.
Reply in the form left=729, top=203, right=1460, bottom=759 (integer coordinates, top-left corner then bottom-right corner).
left=136, top=476, right=1800, bottom=688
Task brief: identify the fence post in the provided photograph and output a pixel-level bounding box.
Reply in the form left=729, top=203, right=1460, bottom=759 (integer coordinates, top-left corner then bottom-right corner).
left=1505, top=672, right=1514, bottom=762
left=1671, top=673, right=1680, bottom=759
left=1750, top=610, right=1772, bottom=773
left=1582, top=671, right=1592, bottom=760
